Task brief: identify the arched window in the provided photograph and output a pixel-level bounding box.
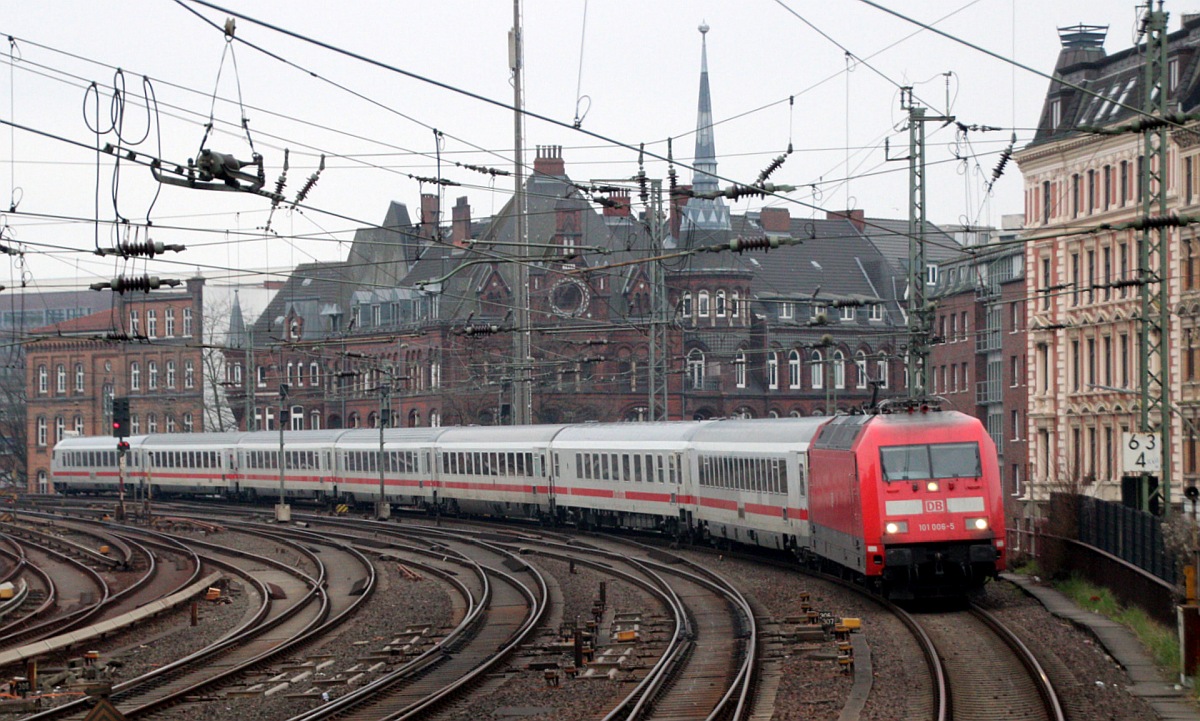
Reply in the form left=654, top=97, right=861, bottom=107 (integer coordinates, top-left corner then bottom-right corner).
left=74, top=415, right=84, bottom=435
left=234, top=363, right=243, bottom=384
left=147, top=413, right=158, bottom=434
left=130, top=362, right=141, bottom=391
left=788, top=350, right=801, bottom=389
left=165, top=415, right=176, bottom=433
left=877, top=354, right=890, bottom=388
left=715, top=289, right=727, bottom=317
left=166, top=360, right=177, bottom=389
left=811, top=350, right=824, bottom=390
left=37, top=365, right=47, bottom=394
left=681, top=292, right=693, bottom=317
left=75, top=363, right=85, bottom=393
left=54, top=416, right=64, bottom=444
left=408, top=409, right=421, bottom=427
left=291, top=405, right=303, bottom=430
left=287, top=362, right=294, bottom=386
left=430, top=409, right=441, bottom=427
left=735, top=351, right=747, bottom=388
left=310, top=411, right=321, bottom=430
left=767, top=351, right=779, bottom=389
left=768, top=409, right=780, bottom=418
left=296, top=363, right=305, bottom=387
left=311, top=362, right=320, bottom=386
left=36, top=416, right=47, bottom=446
left=697, top=290, right=710, bottom=317
left=348, top=412, right=360, bottom=428
left=731, top=291, right=741, bottom=318
left=687, top=349, right=706, bottom=389
left=56, top=364, right=66, bottom=393
left=833, top=351, right=846, bottom=389
left=856, top=351, right=869, bottom=389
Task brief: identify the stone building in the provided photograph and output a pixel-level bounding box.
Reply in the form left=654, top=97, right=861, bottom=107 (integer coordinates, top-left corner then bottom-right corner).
left=1016, top=16, right=1200, bottom=510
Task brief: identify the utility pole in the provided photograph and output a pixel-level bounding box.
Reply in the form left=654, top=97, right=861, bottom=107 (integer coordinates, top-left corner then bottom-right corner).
left=899, top=87, right=953, bottom=400
left=275, top=383, right=290, bottom=523
left=647, top=179, right=669, bottom=421
left=1139, top=2, right=1172, bottom=515
left=376, top=381, right=391, bottom=520
left=510, top=0, right=532, bottom=426
left=245, top=326, right=255, bottom=431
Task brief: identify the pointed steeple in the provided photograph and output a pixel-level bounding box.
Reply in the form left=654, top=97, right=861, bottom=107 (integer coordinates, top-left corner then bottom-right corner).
left=693, top=22, right=718, bottom=196
left=681, top=21, right=730, bottom=235
left=227, top=290, right=248, bottom=349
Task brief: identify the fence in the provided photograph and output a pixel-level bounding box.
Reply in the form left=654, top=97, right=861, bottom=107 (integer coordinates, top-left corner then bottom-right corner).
left=1074, top=495, right=1177, bottom=585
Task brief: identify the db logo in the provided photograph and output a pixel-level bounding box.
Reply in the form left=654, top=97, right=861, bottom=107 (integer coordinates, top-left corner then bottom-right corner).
left=924, top=499, right=946, bottom=513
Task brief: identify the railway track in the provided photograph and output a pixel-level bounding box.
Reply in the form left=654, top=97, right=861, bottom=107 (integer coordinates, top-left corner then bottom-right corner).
left=19, top=521, right=374, bottom=720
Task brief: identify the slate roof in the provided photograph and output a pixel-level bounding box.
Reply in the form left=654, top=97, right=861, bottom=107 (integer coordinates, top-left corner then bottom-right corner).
left=1029, top=16, right=1200, bottom=148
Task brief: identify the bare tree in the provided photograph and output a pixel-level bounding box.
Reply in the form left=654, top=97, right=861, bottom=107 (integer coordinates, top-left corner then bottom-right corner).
left=0, top=348, right=26, bottom=488
left=202, top=295, right=238, bottom=432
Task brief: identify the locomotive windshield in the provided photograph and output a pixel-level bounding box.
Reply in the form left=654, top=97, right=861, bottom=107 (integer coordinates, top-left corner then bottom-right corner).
left=879, top=442, right=981, bottom=481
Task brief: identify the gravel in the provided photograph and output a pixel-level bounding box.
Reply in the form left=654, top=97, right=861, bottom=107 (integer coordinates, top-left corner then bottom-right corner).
left=975, top=579, right=1160, bottom=721
left=153, top=546, right=456, bottom=721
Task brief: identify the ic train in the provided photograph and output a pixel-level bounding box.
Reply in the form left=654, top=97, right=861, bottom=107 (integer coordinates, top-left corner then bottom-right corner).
left=52, top=409, right=1005, bottom=598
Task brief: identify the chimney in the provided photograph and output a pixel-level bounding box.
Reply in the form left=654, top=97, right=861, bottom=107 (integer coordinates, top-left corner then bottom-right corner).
left=604, top=191, right=631, bottom=218
left=451, top=196, right=471, bottom=247
left=670, top=185, right=692, bottom=239
left=420, top=193, right=440, bottom=239
left=826, top=208, right=865, bottom=232
left=533, top=145, right=566, bottom=176
left=759, top=207, right=790, bottom=233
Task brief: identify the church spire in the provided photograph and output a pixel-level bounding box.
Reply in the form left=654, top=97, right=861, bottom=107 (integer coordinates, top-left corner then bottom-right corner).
left=680, top=21, right=730, bottom=235
left=693, top=22, right=718, bottom=196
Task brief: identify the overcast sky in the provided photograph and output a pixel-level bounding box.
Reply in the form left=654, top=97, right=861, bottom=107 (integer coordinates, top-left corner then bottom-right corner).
left=0, top=0, right=1174, bottom=291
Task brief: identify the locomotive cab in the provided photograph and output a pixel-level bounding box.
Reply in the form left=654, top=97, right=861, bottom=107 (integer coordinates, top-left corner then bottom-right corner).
left=808, top=411, right=1006, bottom=600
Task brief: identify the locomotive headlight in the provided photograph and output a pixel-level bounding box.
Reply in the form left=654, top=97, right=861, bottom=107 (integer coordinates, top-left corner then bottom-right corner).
left=885, top=521, right=908, bottom=534
left=967, top=517, right=989, bottom=530
left=926, top=481, right=939, bottom=492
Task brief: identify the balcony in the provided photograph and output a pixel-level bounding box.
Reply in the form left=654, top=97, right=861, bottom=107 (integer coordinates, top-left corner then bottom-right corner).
left=975, top=326, right=1002, bottom=353
left=975, top=376, right=1003, bottom=405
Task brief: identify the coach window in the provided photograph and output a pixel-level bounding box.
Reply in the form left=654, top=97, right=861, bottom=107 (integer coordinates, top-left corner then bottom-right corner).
left=620, top=454, right=630, bottom=482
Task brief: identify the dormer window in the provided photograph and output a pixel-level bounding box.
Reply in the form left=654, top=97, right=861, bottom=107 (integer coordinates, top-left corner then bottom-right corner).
left=1051, top=98, right=1062, bottom=130
left=1171, top=58, right=1181, bottom=92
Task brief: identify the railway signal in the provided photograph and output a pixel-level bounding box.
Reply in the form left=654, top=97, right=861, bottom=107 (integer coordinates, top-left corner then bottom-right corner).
left=112, top=398, right=130, bottom=439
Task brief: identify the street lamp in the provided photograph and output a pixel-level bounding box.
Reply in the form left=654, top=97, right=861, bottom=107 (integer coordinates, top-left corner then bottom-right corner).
left=275, top=383, right=291, bottom=523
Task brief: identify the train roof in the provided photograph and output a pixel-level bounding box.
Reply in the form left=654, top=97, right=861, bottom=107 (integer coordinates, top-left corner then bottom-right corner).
left=237, top=429, right=355, bottom=446
left=434, top=424, right=571, bottom=444
left=140, top=432, right=246, bottom=448
left=55, top=434, right=149, bottom=450
left=340, top=428, right=450, bottom=445
left=689, top=417, right=829, bottom=445
left=551, top=421, right=716, bottom=445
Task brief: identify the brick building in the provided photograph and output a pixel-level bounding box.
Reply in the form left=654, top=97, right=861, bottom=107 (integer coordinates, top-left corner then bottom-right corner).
left=929, top=218, right=1029, bottom=529
left=223, top=25, right=962, bottom=431
left=25, top=278, right=206, bottom=491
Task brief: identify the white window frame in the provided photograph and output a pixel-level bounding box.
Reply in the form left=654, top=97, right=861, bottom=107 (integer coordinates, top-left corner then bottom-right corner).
left=130, top=362, right=141, bottom=391
left=767, top=351, right=779, bottom=390
left=166, top=360, right=176, bottom=389
left=185, top=360, right=195, bottom=389
left=735, top=351, right=747, bottom=388
left=38, top=365, right=47, bottom=394
left=147, top=309, right=157, bottom=337
left=697, top=291, right=710, bottom=318
left=183, top=307, right=193, bottom=336
left=840, top=305, right=855, bottom=321
left=165, top=308, right=176, bottom=337
left=148, top=361, right=158, bottom=390
left=811, top=350, right=824, bottom=390
left=56, top=364, right=66, bottom=394
left=715, top=290, right=727, bottom=318
left=780, top=302, right=794, bottom=320
left=869, top=304, right=882, bottom=321
left=833, top=350, right=846, bottom=389
left=856, top=351, right=868, bottom=389
left=788, top=350, right=801, bottom=389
